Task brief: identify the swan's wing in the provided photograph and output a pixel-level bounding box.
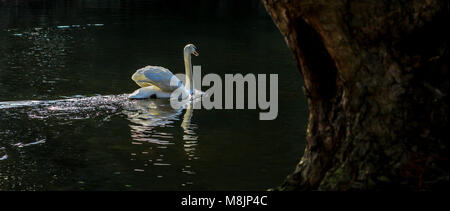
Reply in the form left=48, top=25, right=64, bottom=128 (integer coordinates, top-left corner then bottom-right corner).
left=131, top=66, right=183, bottom=92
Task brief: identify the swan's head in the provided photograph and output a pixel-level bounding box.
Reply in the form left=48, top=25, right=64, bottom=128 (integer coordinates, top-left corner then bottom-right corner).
left=184, top=44, right=199, bottom=56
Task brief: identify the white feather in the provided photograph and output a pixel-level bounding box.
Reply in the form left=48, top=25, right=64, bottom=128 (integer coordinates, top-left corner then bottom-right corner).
left=131, top=66, right=184, bottom=92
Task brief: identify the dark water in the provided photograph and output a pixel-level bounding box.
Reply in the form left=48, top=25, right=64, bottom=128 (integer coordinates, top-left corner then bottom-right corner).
left=0, top=0, right=307, bottom=190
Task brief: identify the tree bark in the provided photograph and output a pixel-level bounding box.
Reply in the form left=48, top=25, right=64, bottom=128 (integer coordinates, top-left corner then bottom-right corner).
left=262, top=0, right=449, bottom=190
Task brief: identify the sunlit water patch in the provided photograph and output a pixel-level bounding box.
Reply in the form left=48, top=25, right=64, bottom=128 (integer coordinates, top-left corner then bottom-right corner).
left=0, top=94, right=194, bottom=145
left=0, top=24, right=112, bottom=101
left=0, top=95, right=200, bottom=190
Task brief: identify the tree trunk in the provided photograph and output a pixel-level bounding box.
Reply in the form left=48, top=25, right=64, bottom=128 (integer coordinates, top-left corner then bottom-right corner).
left=262, top=0, right=449, bottom=190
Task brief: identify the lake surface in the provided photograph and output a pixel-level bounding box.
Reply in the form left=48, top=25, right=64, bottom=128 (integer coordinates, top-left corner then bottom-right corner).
left=0, top=0, right=307, bottom=190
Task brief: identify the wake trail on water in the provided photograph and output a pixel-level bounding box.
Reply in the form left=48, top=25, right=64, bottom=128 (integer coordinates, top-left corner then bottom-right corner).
left=0, top=94, right=129, bottom=110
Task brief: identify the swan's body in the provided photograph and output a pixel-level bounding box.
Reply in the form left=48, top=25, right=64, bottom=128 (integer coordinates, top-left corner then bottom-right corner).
left=128, top=44, right=199, bottom=99
left=128, top=85, right=171, bottom=99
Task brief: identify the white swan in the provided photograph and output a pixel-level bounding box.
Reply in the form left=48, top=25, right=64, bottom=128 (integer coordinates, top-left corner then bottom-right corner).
left=128, top=44, right=199, bottom=99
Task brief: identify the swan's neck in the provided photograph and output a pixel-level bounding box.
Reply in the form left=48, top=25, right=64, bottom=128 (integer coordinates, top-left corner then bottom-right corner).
left=184, top=52, right=193, bottom=95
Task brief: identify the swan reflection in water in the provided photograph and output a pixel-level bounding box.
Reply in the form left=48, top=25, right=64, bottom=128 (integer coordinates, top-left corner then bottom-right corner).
left=180, top=103, right=198, bottom=161
left=123, top=98, right=199, bottom=151
left=122, top=97, right=200, bottom=179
